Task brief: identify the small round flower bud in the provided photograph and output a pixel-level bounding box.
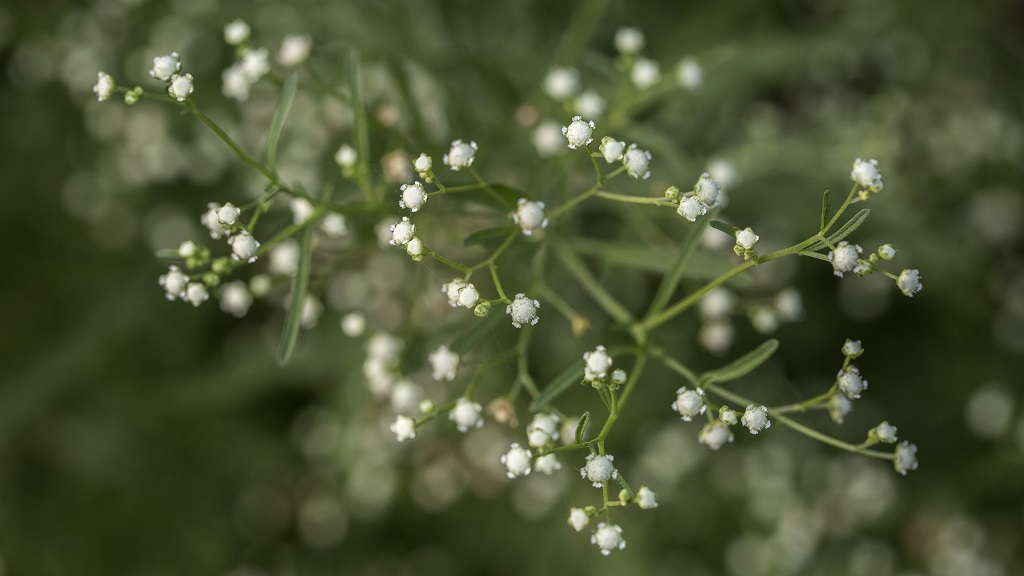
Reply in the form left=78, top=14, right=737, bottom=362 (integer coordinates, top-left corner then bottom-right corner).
left=527, top=413, right=560, bottom=448
left=218, top=281, right=252, bottom=317
left=575, top=90, right=606, bottom=120
left=838, top=366, right=868, bottom=399
left=149, top=52, right=181, bottom=82
left=443, top=139, right=477, bottom=171
left=828, top=241, right=863, bottom=277
left=178, top=240, right=197, bottom=258
left=774, top=288, right=804, bottom=322
left=442, top=278, right=466, bottom=307
left=894, top=441, right=918, bottom=475
left=413, top=153, right=432, bottom=174
left=277, top=34, right=312, bottom=67
left=630, top=57, right=661, bottom=90
left=457, top=283, right=479, bottom=308
left=720, top=406, right=739, bottom=425
left=390, top=415, right=416, bottom=442
left=340, top=312, right=365, bottom=337
left=583, top=345, right=613, bottom=382
left=741, top=404, right=771, bottom=434
left=320, top=214, right=349, bottom=238
left=507, top=293, right=540, bottom=328
left=618, top=489, right=630, bottom=505
left=600, top=137, right=625, bottom=163
left=224, top=19, right=251, bottom=46
left=672, top=387, right=706, bottom=421
left=698, top=420, right=734, bottom=450
left=405, top=237, right=423, bottom=261
left=159, top=266, right=189, bottom=300
left=614, top=26, right=645, bottom=54
left=201, top=203, right=227, bottom=239
left=735, top=227, right=759, bottom=251
left=229, top=231, right=260, bottom=263
left=591, top=523, right=626, bottom=555
left=168, top=73, right=194, bottom=101
left=334, top=144, right=357, bottom=168
left=561, top=115, right=595, bottom=149
left=449, top=398, right=484, bottom=432
left=878, top=244, right=897, bottom=260
left=418, top=399, right=435, bottom=414
left=829, top=394, right=854, bottom=424
left=217, top=203, right=241, bottom=226
left=897, top=269, right=923, bottom=297
left=474, top=302, right=491, bottom=317
left=185, top=282, right=209, bottom=307
left=610, top=369, right=627, bottom=387
left=851, top=158, right=883, bottom=191
left=694, top=172, right=721, bottom=208
left=871, top=421, right=898, bottom=444
left=842, top=339, right=863, bottom=358
left=676, top=57, right=703, bottom=91
left=512, top=199, right=548, bottom=236
left=389, top=216, right=415, bottom=246
left=487, top=397, right=518, bottom=427
left=542, top=66, right=579, bottom=101
left=124, top=87, right=142, bottom=105
left=501, top=443, right=532, bottom=478
left=636, top=486, right=658, bottom=509
left=678, top=197, right=706, bottom=222
left=581, top=453, right=617, bottom=487
left=623, top=144, right=652, bottom=179
left=428, top=345, right=460, bottom=381
left=568, top=508, right=590, bottom=532
left=93, top=72, right=114, bottom=102
left=399, top=181, right=428, bottom=212
left=534, top=454, right=562, bottom=475
left=664, top=186, right=681, bottom=202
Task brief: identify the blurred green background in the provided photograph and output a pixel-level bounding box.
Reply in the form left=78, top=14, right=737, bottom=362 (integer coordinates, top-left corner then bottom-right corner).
left=1, top=0, right=1023, bottom=575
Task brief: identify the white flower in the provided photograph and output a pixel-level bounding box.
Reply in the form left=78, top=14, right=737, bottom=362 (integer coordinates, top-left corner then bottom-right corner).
left=741, top=404, right=771, bottom=434
left=677, top=197, right=706, bottom=222
left=300, top=295, right=323, bottom=329
left=277, top=34, right=312, bottom=67
left=837, top=366, right=868, bottom=399
left=829, top=393, right=854, bottom=424
left=750, top=307, right=778, bottom=334
left=249, top=275, right=271, bottom=297
left=694, top=172, right=721, bottom=208
left=501, top=443, right=533, bottom=478
left=389, top=216, right=415, bottom=246
left=611, top=369, right=627, bottom=387
left=599, top=137, right=625, bottom=163
left=878, top=244, right=897, bottom=260
left=219, top=280, right=253, bottom=317
left=456, top=283, right=479, bottom=308
left=320, top=214, right=349, bottom=238
left=698, top=420, right=734, bottom=450
left=720, top=407, right=739, bottom=425
left=568, top=508, right=590, bottom=532
left=185, top=282, right=209, bottom=307
left=898, top=269, right=923, bottom=297
left=873, top=421, right=898, bottom=443
left=623, top=144, right=651, bottom=179
left=736, top=227, right=759, bottom=250
left=390, top=415, right=417, bottom=442
left=581, top=453, right=617, bottom=487
left=630, top=57, right=661, bottom=90
left=158, top=265, right=189, bottom=300
left=699, top=321, right=734, bottom=355
left=177, top=241, right=197, bottom=258
left=894, top=441, right=918, bottom=475
left=289, top=198, right=315, bottom=224
left=216, top=202, right=241, bottom=227
left=405, top=237, right=423, bottom=260
left=449, top=398, right=483, bottom=432
left=229, top=230, right=260, bottom=262
left=442, top=279, right=467, bottom=307
left=774, top=288, right=804, bottom=322
left=428, top=345, right=460, bottom=381
left=542, top=66, right=579, bottom=101
left=636, top=486, right=658, bottom=509
left=168, top=73, right=194, bottom=101
left=221, top=62, right=251, bottom=101
left=583, top=345, right=613, bottom=382
left=672, top=387, right=706, bottom=421
left=562, top=115, right=595, bottom=149
left=533, top=121, right=565, bottom=158
left=240, top=47, right=271, bottom=81
left=367, top=332, right=403, bottom=363
left=527, top=413, right=560, bottom=448
left=443, top=139, right=477, bottom=171
left=512, top=199, right=549, bottom=236
left=676, top=57, right=703, bottom=91
left=269, top=239, right=300, bottom=276
left=534, top=454, right=562, bottom=475
left=223, top=19, right=250, bottom=45
left=614, top=26, right=645, bottom=54
left=828, top=241, right=862, bottom=277
left=390, top=380, right=422, bottom=414
left=842, top=339, right=863, bottom=358
left=340, top=312, right=366, bottom=337
left=334, top=144, right=357, bottom=168
left=575, top=90, right=606, bottom=120
left=851, top=158, right=883, bottom=191
left=399, top=181, right=428, bottom=212
left=93, top=72, right=114, bottom=101
left=591, top=523, right=626, bottom=555
left=413, top=153, right=432, bottom=174
left=507, top=293, right=540, bottom=328
left=700, top=287, right=735, bottom=320
left=149, top=52, right=181, bottom=81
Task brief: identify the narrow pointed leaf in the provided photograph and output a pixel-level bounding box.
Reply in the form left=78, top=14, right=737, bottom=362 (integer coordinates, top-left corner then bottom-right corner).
left=276, top=226, right=314, bottom=367
left=529, top=359, right=585, bottom=412
left=709, top=220, right=736, bottom=236
left=806, top=209, right=870, bottom=252
left=701, top=339, right=778, bottom=385
left=266, top=73, right=298, bottom=172
left=575, top=411, right=591, bottom=444
left=819, top=189, right=832, bottom=231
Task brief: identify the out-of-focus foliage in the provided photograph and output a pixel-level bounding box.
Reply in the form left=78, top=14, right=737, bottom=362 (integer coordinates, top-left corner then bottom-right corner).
left=0, top=0, right=1022, bottom=575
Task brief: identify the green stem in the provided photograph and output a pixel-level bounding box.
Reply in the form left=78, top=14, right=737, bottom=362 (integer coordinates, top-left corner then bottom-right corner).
left=553, top=243, right=634, bottom=325
left=549, top=185, right=599, bottom=219
left=424, top=248, right=471, bottom=274
left=596, top=190, right=675, bottom=207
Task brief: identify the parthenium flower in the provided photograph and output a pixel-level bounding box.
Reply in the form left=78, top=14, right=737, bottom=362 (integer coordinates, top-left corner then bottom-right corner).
left=851, top=158, right=883, bottom=192
left=443, top=139, right=477, bottom=171
left=442, top=279, right=468, bottom=307
left=591, top=523, right=626, bottom=555
left=428, top=345, right=459, bottom=381
left=623, top=144, right=651, bottom=179
left=413, top=153, right=432, bottom=176
left=871, top=421, right=898, bottom=443
left=735, top=227, right=759, bottom=250
left=218, top=203, right=241, bottom=227
left=677, top=196, right=705, bottom=221
left=399, top=181, right=427, bottom=212
left=894, top=441, right=918, bottom=475
left=512, top=199, right=548, bottom=235
left=635, top=486, right=658, bottom=509
left=562, top=116, right=595, bottom=149
left=449, top=398, right=483, bottom=432
left=185, top=282, right=209, bottom=307
left=93, top=72, right=114, bottom=101
left=527, top=413, right=560, bottom=447
left=698, top=420, right=734, bottom=450
left=501, top=443, right=532, bottom=478
left=229, top=230, right=260, bottom=262
left=149, top=52, right=181, bottom=81
left=838, top=366, right=868, bottom=399
left=507, top=293, right=540, bottom=328
left=614, top=26, right=644, bottom=54
left=828, top=241, right=862, bottom=277
left=581, top=453, right=617, bottom=487
left=219, top=281, right=253, bottom=317
left=898, top=269, right=923, bottom=297
left=277, top=34, right=312, bottom=67
left=534, top=454, right=562, bottom=475
left=694, top=172, right=721, bottom=208
left=159, top=265, right=189, bottom=300
left=583, top=345, right=613, bottom=382
left=390, top=415, right=416, bottom=442
left=672, top=387, right=705, bottom=421
left=676, top=57, right=703, bottom=91
left=575, top=90, right=606, bottom=120
left=223, top=19, right=250, bottom=45
left=542, top=66, right=579, bottom=101
left=335, top=144, right=357, bottom=168
left=389, top=217, right=415, bottom=246
left=168, top=73, right=194, bottom=101
left=741, top=404, right=771, bottom=434
left=630, top=57, right=661, bottom=90
left=568, top=508, right=590, bottom=532
left=599, top=137, right=625, bottom=163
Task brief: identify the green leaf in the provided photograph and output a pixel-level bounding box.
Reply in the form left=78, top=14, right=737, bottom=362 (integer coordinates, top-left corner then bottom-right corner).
left=276, top=226, right=314, bottom=367
left=806, top=209, right=870, bottom=252
left=347, top=51, right=372, bottom=192
left=265, top=73, right=298, bottom=172
left=709, top=220, right=736, bottom=236
left=575, top=411, right=591, bottom=444
left=462, top=225, right=517, bottom=247
left=700, top=339, right=778, bottom=385
left=449, top=310, right=506, bottom=355
left=529, top=359, right=585, bottom=412
left=819, top=189, right=832, bottom=231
